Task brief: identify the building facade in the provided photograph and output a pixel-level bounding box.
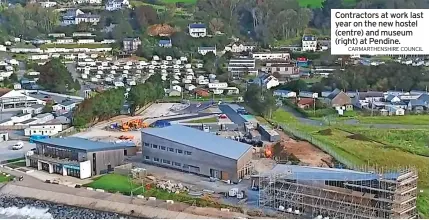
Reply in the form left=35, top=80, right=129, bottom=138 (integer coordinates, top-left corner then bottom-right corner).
left=26, top=137, right=137, bottom=179
left=141, top=125, right=253, bottom=182
left=227, top=58, right=257, bottom=79
left=123, top=38, right=141, bottom=52
left=188, top=23, right=207, bottom=38
left=302, top=35, right=317, bottom=52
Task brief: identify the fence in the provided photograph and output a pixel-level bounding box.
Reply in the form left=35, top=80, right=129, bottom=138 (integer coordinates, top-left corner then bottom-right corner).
left=278, top=124, right=355, bottom=169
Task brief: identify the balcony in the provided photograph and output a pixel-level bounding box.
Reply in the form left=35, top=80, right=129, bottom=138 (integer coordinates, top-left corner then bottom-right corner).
left=27, top=153, right=80, bottom=166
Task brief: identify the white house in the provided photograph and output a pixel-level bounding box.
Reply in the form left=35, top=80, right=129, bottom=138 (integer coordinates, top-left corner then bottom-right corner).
left=40, top=1, right=57, bottom=8
left=224, top=43, right=256, bottom=53
left=302, top=35, right=317, bottom=52
left=33, top=113, right=55, bottom=124
left=198, top=46, right=216, bottom=56
left=0, top=45, right=6, bottom=52
left=105, top=0, right=130, bottom=11
left=52, top=100, right=79, bottom=114
left=24, top=123, right=64, bottom=136
left=188, top=23, right=207, bottom=38
left=386, top=105, right=405, bottom=116
left=252, top=52, right=290, bottom=60
left=273, top=90, right=297, bottom=98
left=261, top=75, right=279, bottom=89
left=0, top=90, right=46, bottom=111
left=208, top=82, right=228, bottom=89
left=74, top=0, right=102, bottom=4
left=185, top=84, right=196, bottom=91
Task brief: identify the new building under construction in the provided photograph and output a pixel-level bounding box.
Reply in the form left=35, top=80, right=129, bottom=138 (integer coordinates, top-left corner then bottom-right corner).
left=258, top=164, right=418, bottom=219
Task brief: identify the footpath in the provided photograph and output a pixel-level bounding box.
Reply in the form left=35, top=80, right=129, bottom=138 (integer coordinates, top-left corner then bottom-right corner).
left=0, top=167, right=248, bottom=219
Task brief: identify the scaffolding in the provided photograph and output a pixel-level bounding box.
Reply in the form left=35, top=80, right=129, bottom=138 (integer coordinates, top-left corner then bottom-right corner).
left=258, top=166, right=418, bottom=219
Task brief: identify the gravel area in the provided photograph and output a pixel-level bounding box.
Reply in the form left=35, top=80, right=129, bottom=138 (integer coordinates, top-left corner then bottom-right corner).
left=0, top=196, right=129, bottom=219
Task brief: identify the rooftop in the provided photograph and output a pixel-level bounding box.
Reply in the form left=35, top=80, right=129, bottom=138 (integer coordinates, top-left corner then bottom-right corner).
left=33, top=137, right=136, bottom=152
left=263, top=164, right=399, bottom=181
left=141, top=125, right=252, bottom=160
left=189, top=23, right=206, bottom=29
left=302, top=35, right=317, bottom=41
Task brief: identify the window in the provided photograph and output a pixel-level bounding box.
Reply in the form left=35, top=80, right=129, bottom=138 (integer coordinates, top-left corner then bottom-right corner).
left=162, top=159, right=170, bottom=164
left=145, top=156, right=150, bottom=160
left=174, top=162, right=181, bottom=167
left=183, top=164, right=189, bottom=169
left=160, top=146, right=166, bottom=150
left=152, top=144, right=158, bottom=149
left=144, top=142, right=150, bottom=147
left=153, top=158, right=159, bottom=162
left=176, top=149, right=183, bottom=154
left=168, top=147, right=174, bottom=152
left=185, top=151, right=192, bottom=155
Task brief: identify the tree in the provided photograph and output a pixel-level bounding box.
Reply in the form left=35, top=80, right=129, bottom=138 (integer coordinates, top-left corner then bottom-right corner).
left=128, top=74, right=164, bottom=115
left=135, top=5, right=158, bottom=28
left=112, top=19, right=134, bottom=41
left=36, top=58, right=78, bottom=93
left=209, top=18, right=224, bottom=34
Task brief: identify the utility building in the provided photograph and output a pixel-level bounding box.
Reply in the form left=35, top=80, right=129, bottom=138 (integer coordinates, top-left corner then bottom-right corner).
left=26, top=137, right=137, bottom=179
left=141, top=125, right=253, bottom=182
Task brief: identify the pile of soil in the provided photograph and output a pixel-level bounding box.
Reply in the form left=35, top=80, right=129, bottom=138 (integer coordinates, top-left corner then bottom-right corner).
left=347, top=133, right=371, bottom=141
left=318, top=129, right=332, bottom=135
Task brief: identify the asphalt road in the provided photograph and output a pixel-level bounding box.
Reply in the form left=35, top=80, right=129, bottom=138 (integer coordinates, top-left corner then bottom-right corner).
left=0, top=141, right=35, bottom=162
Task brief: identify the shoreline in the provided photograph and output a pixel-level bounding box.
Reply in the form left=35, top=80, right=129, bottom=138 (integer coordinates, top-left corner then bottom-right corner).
left=0, top=196, right=131, bottom=219
left=0, top=183, right=217, bottom=219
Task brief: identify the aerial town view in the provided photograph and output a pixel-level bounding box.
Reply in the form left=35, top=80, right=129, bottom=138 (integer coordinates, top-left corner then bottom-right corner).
left=0, top=0, right=427, bottom=219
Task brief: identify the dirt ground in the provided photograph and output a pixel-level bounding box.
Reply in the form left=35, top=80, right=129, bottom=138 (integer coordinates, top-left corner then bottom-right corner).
left=275, top=129, right=333, bottom=167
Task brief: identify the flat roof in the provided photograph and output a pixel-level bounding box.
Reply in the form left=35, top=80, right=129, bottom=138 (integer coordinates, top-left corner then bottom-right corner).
left=33, top=137, right=136, bottom=152
left=141, top=125, right=252, bottom=160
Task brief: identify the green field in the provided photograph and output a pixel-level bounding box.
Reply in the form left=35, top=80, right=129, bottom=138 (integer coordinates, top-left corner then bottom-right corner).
left=271, top=109, right=429, bottom=217
left=0, top=173, right=13, bottom=182
left=185, top=117, right=218, bottom=123
left=355, top=115, right=429, bottom=125
left=161, top=0, right=196, bottom=3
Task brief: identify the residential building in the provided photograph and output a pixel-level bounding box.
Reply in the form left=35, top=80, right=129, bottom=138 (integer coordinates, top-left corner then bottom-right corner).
left=302, top=35, right=317, bottom=52
left=72, top=32, right=95, bottom=37
left=188, top=23, right=207, bottom=38
left=74, top=0, right=102, bottom=4
left=325, top=89, right=353, bottom=110
left=197, top=46, right=216, bottom=56
left=48, top=33, right=66, bottom=38
left=273, top=90, right=297, bottom=98
left=24, top=123, right=64, bottom=136
left=224, top=43, right=256, bottom=53
left=158, top=39, right=172, bottom=48
left=61, top=9, right=99, bottom=26
left=26, top=137, right=137, bottom=179
left=141, top=125, right=253, bottom=182
left=386, top=105, right=405, bottom=116
left=228, top=58, right=257, bottom=79
left=40, top=1, right=57, bottom=8
left=123, top=38, right=141, bottom=52
left=208, top=82, right=228, bottom=89
left=297, top=98, right=314, bottom=109
left=260, top=61, right=299, bottom=82
left=23, top=104, right=44, bottom=115
left=105, top=0, right=130, bottom=11
left=253, top=73, right=280, bottom=90
left=252, top=52, right=290, bottom=61
left=52, top=99, right=79, bottom=114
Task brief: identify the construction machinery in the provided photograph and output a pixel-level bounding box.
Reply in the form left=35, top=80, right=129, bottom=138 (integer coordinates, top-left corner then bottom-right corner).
left=118, top=119, right=148, bottom=132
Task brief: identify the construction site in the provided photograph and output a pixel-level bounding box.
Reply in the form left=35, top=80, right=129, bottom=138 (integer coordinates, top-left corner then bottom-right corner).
left=257, top=164, right=418, bottom=219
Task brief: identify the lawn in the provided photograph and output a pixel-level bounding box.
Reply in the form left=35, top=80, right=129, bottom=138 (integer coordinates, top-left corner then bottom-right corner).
left=271, top=109, right=429, bottom=217
left=342, top=127, right=429, bottom=157
left=161, top=0, right=196, bottom=3
left=185, top=117, right=218, bottom=123
left=0, top=173, right=13, bottom=182
left=85, top=174, right=239, bottom=210
left=356, top=114, right=429, bottom=125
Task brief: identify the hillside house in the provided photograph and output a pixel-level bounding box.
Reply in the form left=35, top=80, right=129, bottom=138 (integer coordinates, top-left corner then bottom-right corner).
left=302, top=35, right=317, bottom=52
left=198, top=47, right=216, bottom=56
left=188, top=23, right=207, bottom=38
left=105, top=0, right=130, bottom=11
left=158, top=39, right=172, bottom=48
left=123, top=38, right=141, bottom=52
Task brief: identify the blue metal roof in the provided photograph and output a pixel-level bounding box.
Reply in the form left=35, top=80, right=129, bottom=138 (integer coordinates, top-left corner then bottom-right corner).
left=159, top=39, right=171, bottom=45
left=266, top=164, right=400, bottom=181
left=33, top=137, right=136, bottom=152
left=189, top=23, right=206, bottom=29
left=141, top=125, right=252, bottom=160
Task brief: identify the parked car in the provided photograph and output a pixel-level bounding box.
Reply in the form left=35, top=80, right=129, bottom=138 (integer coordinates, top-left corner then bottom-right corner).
left=11, top=142, right=24, bottom=150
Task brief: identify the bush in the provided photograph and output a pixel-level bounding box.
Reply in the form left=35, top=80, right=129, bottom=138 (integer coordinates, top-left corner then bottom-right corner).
left=318, top=129, right=332, bottom=135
